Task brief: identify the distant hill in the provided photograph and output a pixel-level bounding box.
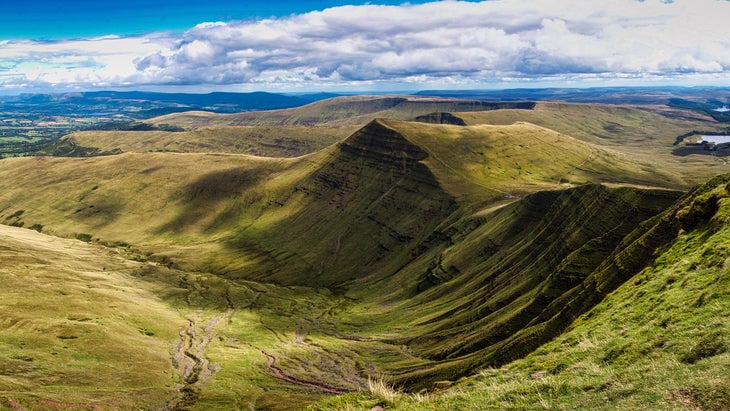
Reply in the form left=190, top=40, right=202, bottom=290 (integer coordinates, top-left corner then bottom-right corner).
left=415, top=86, right=730, bottom=106
left=0, top=90, right=336, bottom=119
left=42, top=125, right=359, bottom=158
left=145, top=95, right=535, bottom=128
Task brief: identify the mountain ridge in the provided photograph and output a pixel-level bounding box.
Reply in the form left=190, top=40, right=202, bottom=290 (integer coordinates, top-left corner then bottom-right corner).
left=1, top=100, right=729, bottom=409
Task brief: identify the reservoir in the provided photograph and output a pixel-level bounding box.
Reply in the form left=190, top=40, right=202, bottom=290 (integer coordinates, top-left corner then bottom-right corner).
left=700, top=135, right=730, bottom=145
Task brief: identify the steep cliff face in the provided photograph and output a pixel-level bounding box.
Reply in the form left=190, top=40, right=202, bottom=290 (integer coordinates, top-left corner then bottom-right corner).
left=309, top=175, right=730, bottom=411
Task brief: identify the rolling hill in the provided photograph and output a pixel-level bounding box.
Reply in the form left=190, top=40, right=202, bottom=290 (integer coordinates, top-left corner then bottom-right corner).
left=43, top=125, right=358, bottom=158
left=457, top=102, right=730, bottom=187
left=145, top=95, right=535, bottom=128
left=1, top=97, right=729, bottom=410
left=0, top=119, right=686, bottom=285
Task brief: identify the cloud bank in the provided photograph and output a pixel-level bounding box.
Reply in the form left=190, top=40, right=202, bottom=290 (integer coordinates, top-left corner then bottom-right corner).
left=2, top=0, right=730, bottom=92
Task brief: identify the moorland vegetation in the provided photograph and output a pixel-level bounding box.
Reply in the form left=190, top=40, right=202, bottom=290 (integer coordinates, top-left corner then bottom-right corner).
left=0, top=94, right=728, bottom=410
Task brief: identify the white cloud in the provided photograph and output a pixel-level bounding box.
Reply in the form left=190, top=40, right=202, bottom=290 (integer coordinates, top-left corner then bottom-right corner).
left=2, top=0, right=730, bottom=92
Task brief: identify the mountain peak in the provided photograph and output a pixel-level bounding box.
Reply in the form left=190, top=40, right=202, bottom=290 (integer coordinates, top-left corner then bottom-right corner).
left=338, top=119, right=429, bottom=166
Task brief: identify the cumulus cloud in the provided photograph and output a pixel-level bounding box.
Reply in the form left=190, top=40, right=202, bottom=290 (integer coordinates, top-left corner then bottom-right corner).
left=2, top=0, right=730, bottom=91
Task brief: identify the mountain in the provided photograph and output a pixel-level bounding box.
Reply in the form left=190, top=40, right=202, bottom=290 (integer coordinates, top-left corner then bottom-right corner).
left=312, top=173, right=730, bottom=410
left=45, top=96, right=729, bottom=189
left=367, top=184, right=681, bottom=389
left=415, top=86, right=730, bottom=106
left=0, top=119, right=685, bottom=284
left=145, top=95, right=535, bottom=128
left=1, top=99, right=729, bottom=409
left=0, top=91, right=334, bottom=117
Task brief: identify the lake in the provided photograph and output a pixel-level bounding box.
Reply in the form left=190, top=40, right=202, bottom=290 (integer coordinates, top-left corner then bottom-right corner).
left=700, top=135, right=730, bottom=144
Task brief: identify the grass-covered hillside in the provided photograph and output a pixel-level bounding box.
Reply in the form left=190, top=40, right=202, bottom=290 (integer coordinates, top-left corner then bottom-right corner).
left=145, top=96, right=534, bottom=128
left=46, top=97, right=730, bottom=189
left=311, top=174, right=730, bottom=410
left=458, top=102, right=730, bottom=187
left=1, top=98, right=729, bottom=409
left=42, top=125, right=358, bottom=158
left=0, top=224, right=185, bottom=409
left=0, top=119, right=684, bottom=284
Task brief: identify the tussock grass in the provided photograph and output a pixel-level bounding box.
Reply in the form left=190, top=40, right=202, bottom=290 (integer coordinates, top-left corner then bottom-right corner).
left=367, top=376, right=401, bottom=406
left=0, top=225, right=185, bottom=409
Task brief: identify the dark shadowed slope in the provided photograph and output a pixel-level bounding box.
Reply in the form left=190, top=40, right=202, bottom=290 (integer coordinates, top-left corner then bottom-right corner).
left=340, top=184, right=682, bottom=388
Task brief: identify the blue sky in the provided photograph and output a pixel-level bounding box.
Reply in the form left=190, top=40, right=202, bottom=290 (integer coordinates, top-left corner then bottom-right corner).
left=1, top=1, right=442, bottom=40
left=1, top=0, right=729, bottom=93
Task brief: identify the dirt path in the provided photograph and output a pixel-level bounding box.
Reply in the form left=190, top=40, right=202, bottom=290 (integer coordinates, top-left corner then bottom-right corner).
left=557, top=146, right=596, bottom=185
left=165, top=309, right=233, bottom=410
left=258, top=349, right=350, bottom=394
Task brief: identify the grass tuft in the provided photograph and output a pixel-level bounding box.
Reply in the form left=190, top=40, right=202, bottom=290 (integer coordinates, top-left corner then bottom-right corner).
left=367, top=376, right=402, bottom=407
left=680, top=330, right=728, bottom=364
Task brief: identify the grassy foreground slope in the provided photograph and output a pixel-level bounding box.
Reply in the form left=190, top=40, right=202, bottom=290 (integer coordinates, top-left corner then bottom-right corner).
left=0, top=222, right=372, bottom=410
left=0, top=225, right=185, bottom=409
left=311, top=174, right=730, bottom=410
left=334, top=183, right=681, bottom=390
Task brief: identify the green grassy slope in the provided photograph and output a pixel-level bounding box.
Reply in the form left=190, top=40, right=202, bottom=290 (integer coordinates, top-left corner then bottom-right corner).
left=0, top=225, right=185, bottom=410
left=458, top=102, right=719, bottom=146
left=458, top=102, right=730, bottom=187
left=311, top=174, right=730, bottom=410
left=0, top=221, right=373, bottom=410
left=387, top=119, right=685, bottom=202
left=0, top=152, right=305, bottom=248
left=2, top=115, right=728, bottom=409
left=146, top=96, right=534, bottom=128
left=2, top=119, right=671, bottom=285
left=335, top=184, right=682, bottom=389
left=45, top=125, right=358, bottom=157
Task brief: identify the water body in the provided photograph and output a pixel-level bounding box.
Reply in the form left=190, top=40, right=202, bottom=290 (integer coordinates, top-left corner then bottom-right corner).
left=701, top=135, right=730, bottom=144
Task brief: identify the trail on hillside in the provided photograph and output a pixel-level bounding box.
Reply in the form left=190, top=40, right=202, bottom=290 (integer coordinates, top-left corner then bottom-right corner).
left=165, top=309, right=233, bottom=410
left=258, top=349, right=350, bottom=394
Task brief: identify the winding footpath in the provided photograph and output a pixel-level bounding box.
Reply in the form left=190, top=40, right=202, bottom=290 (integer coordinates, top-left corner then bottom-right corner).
left=258, top=349, right=350, bottom=394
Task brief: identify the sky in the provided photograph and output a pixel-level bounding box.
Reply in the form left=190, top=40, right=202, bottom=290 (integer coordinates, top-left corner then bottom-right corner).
left=1, top=0, right=730, bottom=94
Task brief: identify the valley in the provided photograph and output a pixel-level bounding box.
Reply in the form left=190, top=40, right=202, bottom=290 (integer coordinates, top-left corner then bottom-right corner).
left=0, top=91, right=728, bottom=410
